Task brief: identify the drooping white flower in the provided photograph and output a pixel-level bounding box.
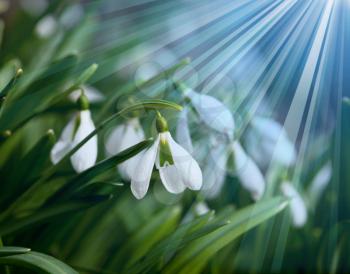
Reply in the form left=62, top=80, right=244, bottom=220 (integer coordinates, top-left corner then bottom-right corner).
left=231, top=141, right=265, bottom=201
left=176, top=107, right=193, bottom=153
left=281, top=182, right=307, bottom=227
left=105, top=118, right=145, bottom=180
left=201, top=136, right=265, bottom=201
left=69, top=85, right=104, bottom=103
left=59, top=3, right=84, bottom=30
left=245, top=116, right=296, bottom=169
left=179, top=84, right=235, bottom=140
left=129, top=114, right=202, bottom=199
left=35, top=15, right=58, bottom=38
left=51, top=93, right=97, bottom=173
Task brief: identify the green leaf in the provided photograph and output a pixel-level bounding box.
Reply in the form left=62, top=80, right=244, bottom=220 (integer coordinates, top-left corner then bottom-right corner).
left=164, top=197, right=289, bottom=274
left=111, top=206, right=182, bottom=271
left=0, top=54, right=78, bottom=131
left=0, top=195, right=111, bottom=236
left=0, top=247, right=31, bottom=257
left=0, top=251, right=78, bottom=274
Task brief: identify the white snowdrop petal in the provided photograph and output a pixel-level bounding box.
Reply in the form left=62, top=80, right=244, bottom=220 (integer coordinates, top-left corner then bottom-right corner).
left=281, top=182, right=307, bottom=227
left=131, top=137, right=159, bottom=199
left=309, top=162, right=332, bottom=195
left=167, top=133, right=202, bottom=190
left=232, top=142, right=265, bottom=200
left=115, top=119, right=145, bottom=180
left=159, top=165, right=186, bottom=194
left=187, top=89, right=234, bottom=139
left=105, top=124, right=125, bottom=156
left=176, top=107, right=193, bottom=153
left=71, top=110, right=97, bottom=173
left=50, top=115, right=76, bottom=164
left=50, top=141, right=73, bottom=165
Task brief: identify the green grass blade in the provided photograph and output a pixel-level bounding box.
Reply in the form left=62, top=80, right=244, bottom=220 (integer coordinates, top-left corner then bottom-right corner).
left=164, top=197, right=289, bottom=274
left=0, top=251, right=78, bottom=274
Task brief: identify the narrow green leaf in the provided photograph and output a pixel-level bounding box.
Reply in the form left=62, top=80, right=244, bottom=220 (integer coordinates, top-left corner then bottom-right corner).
left=164, top=197, right=288, bottom=274
left=0, top=195, right=111, bottom=236
left=113, top=206, right=182, bottom=271
left=0, top=251, right=78, bottom=274
left=0, top=54, right=78, bottom=131
left=0, top=247, right=31, bottom=257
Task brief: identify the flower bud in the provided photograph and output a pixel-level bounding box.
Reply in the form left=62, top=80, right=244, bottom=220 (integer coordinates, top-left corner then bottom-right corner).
left=77, top=91, right=90, bottom=111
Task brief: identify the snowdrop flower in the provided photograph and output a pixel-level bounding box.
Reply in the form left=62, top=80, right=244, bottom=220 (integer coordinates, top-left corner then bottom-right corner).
left=105, top=118, right=145, bottom=180
left=245, top=116, right=296, bottom=169
left=129, top=112, right=202, bottom=199
left=203, top=137, right=265, bottom=201
left=281, top=182, right=307, bottom=227
left=59, top=3, right=84, bottom=30
left=177, top=83, right=235, bottom=140
left=51, top=92, right=97, bottom=173
left=35, top=15, right=58, bottom=38
left=69, top=85, right=104, bottom=103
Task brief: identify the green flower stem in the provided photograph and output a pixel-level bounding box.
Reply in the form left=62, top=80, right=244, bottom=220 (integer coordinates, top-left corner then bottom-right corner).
left=97, top=58, right=190, bottom=122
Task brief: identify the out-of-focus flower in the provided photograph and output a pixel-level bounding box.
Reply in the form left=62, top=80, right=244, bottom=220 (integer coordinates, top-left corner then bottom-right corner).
left=176, top=107, right=193, bottom=153
left=194, top=201, right=210, bottom=216
left=182, top=86, right=235, bottom=140
left=105, top=118, right=145, bottom=180
left=69, top=86, right=105, bottom=103
left=129, top=113, right=202, bottom=199
left=51, top=93, right=97, bottom=173
left=231, top=141, right=265, bottom=201
left=281, top=182, right=307, bottom=227
left=202, top=136, right=265, bottom=201
left=0, top=0, right=9, bottom=14
left=307, top=162, right=332, bottom=207
left=20, top=0, right=47, bottom=16
left=245, top=116, right=296, bottom=169
left=59, top=4, right=84, bottom=30
left=35, top=15, right=58, bottom=38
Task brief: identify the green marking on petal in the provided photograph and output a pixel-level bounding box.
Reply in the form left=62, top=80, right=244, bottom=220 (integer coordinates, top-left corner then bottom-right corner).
left=72, top=113, right=81, bottom=140
left=159, top=134, right=174, bottom=167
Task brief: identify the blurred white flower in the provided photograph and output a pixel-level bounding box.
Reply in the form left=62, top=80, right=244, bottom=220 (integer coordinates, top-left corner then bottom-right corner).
left=105, top=118, right=145, bottom=180
left=194, top=202, right=210, bottom=216
left=281, top=182, right=307, bottom=227
left=231, top=141, right=265, bottom=201
left=307, top=162, right=332, bottom=206
left=176, top=107, right=193, bottom=153
left=35, top=15, right=58, bottom=38
left=245, top=116, right=296, bottom=169
left=183, top=87, right=235, bottom=140
left=0, top=0, right=9, bottom=14
left=130, top=114, right=202, bottom=199
left=69, top=86, right=104, bottom=103
left=20, top=0, right=47, bottom=16
left=51, top=110, right=97, bottom=173
left=59, top=4, right=84, bottom=30
left=202, top=136, right=265, bottom=201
